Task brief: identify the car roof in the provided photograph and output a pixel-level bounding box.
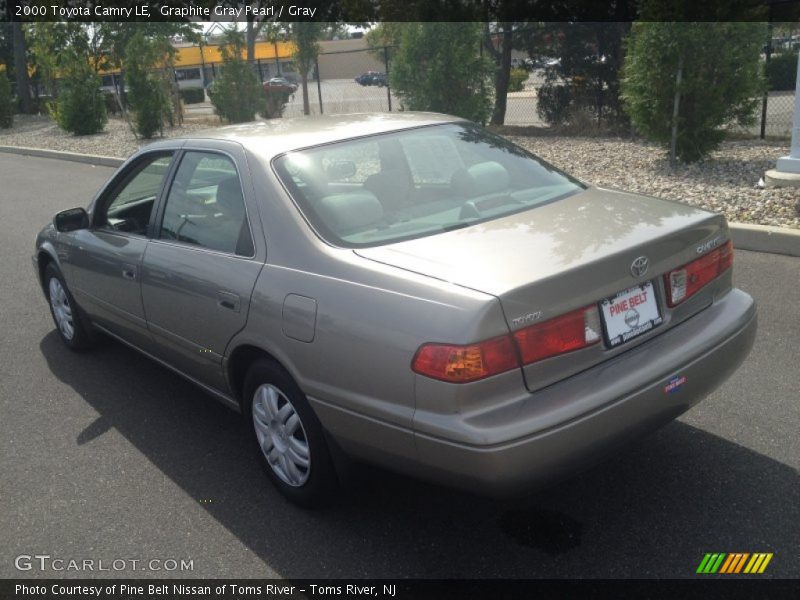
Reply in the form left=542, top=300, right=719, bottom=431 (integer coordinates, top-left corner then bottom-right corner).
left=177, top=112, right=466, bottom=159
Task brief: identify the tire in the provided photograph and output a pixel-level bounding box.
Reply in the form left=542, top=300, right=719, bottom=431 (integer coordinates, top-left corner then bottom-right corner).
left=44, top=263, right=96, bottom=351
left=244, top=358, right=339, bottom=507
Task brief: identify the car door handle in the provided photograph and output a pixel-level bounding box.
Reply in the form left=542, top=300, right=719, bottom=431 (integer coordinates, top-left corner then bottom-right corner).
left=217, top=291, right=240, bottom=313
left=122, top=265, right=137, bottom=280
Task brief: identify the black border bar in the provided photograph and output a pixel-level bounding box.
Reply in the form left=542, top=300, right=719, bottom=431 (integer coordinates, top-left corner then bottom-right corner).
left=2, top=0, right=800, bottom=22
left=3, top=579, right=800, bottom=600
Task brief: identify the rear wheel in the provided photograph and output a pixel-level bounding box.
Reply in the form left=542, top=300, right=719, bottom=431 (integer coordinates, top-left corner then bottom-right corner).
left=44, top=263, right=95, bottom=351
left=244, top=359, right=338, bottom=507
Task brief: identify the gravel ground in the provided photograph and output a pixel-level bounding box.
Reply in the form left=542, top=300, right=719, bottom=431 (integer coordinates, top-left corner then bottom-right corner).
left=0, top=114, right=214, bottom=158
left=1, top=115, right=798, bottom=229
left=508, top=135, right=800, bottom=229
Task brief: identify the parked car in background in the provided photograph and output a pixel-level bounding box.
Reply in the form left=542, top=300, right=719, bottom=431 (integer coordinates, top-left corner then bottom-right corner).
left=34, top=113, right=756, bottom=507
left=264, top=77, right=298, bottom=94
left=511, top=57, right=537, bottom=71
left=355, top=71, right=387, bottom=87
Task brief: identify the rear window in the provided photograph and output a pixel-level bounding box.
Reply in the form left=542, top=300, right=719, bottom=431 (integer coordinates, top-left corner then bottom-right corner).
left=273, top=123, right=584, bottom=248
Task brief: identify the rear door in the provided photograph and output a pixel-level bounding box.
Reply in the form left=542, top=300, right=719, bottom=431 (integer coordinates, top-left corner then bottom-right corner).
left=140, top=143, right=264, bottom=392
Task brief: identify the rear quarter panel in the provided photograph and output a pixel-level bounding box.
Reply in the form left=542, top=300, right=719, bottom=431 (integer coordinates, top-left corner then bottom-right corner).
left=227, top=153, right=511, bottom=461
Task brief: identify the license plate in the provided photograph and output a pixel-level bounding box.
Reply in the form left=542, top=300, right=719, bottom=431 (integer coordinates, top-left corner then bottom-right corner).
left=600, top=281, right=662, bottom=348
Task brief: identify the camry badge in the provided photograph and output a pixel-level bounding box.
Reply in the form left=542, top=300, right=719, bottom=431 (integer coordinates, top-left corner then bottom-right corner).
left=630, top=256, right=649, bottom=278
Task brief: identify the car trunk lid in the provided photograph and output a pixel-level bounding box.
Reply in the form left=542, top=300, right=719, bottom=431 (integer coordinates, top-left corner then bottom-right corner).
left=355, top=187, right=729, bottom=391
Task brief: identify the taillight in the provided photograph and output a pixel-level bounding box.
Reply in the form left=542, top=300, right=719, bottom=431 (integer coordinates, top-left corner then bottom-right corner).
left=665, top=240, right=733, bottom=307
left=412, top=306, right=602, bottom=383
left=513, top=305, right=601, bottom=365
left=412, top=335, right=518, bottom=383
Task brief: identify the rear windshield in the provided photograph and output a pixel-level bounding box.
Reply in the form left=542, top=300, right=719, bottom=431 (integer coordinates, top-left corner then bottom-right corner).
left=273, top=123, right=584, bottom=248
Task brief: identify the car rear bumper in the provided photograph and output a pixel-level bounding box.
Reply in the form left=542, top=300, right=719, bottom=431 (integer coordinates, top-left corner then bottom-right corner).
left=411, top=287, right=756, bottom=495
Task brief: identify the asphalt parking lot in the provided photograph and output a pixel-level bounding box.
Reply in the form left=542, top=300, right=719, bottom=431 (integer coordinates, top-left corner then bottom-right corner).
left=1, top=153, right=798, bottom=579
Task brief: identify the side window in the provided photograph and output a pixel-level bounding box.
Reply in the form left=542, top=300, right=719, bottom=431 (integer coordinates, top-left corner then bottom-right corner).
left=160, top=151, right=254, bottom=256
left=101, top=153, right=173, bottom=235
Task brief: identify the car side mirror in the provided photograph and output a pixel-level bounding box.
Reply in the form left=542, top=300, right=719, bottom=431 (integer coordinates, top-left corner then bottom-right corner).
left=54, top=207, right=89, bottom=233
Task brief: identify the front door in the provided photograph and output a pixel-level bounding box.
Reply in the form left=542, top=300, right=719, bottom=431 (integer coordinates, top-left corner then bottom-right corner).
left=140, top=149, right=263, bottom=392
left=70, top=152, right=175, bottom=351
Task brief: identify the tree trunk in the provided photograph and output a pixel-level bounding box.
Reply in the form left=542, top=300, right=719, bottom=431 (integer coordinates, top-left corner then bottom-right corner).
left=670, top=55, right=684, bottom=167
left=118, top=69, right=128, bottom=112
left=301, top=72, right=310, bottom=115
left=12, top=21, right=32, bottom=114
left=490, top=23, right=513, bottom=126
left=246, top=19, right=256, bottom=66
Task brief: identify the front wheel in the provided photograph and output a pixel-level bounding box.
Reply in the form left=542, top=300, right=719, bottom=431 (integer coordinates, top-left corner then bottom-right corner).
left=44, top=263, right=96, bottom=351
left=244, top=359, right=338, bottom=507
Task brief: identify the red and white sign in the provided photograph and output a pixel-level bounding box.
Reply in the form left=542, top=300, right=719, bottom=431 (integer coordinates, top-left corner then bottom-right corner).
left=600, top=282, right=662, bottom=347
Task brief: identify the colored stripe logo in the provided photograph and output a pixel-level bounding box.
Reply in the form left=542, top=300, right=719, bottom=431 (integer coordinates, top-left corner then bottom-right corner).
left=697, top=553, right=773, bottom=574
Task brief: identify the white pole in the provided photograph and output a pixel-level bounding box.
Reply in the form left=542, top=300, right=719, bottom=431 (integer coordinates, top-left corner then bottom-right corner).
left=775, top=48, right=800, bottom=173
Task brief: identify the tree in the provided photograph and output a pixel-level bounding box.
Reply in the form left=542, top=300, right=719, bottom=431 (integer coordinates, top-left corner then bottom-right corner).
left=484, top=21, right=514, bottom=125
left=11, top=21, right=31, bottom=114
left=516, top=21, right=630, bottom=128
left=364, top=22, right=402, bottom=64
left=766, top=51, right=799, bottom=91
left=622, top=22, right=767, bottom=163
left=208, top=28, right=264, bottom=123
left=0, top=24, right=13, bottom=75
left=239, top=1, right=287, bottom=68
left=321, top=24, right=350, bottom=41
left=290, top=22, right=322, bottom=116
left=26, top=23, right=90, bottom=103
left=0, top=67, right=13, bottom=128
left=55, top=54, right=106, bottom=135
left=96, top=23, right=199, bottom=110
left=390, top=22, right=493, bottom=123
left=125, top=32, right=172, bottom=139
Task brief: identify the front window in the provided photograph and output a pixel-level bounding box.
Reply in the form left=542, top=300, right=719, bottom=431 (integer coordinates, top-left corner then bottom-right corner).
left=273, top=123, right=584, bottom=248
left=100, top=153, right=173, bottom=235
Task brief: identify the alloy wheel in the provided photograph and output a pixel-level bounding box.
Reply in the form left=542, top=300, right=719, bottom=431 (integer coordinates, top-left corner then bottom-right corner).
left=252, top=383, right=311, bottom=487
left=49, top=278, right=75, bottom=341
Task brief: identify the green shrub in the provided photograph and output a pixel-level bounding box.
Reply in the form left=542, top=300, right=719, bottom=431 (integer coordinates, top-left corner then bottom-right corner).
left=262, top=88, right=290, bottom=119
left=126, top=33, right=171, bottom=139
left=56, top=60, right=107, bottom=135
left=519, top=23, right=629, bottom=129
left=0, top=73, right=13, bottom=129
left=766, top=52, right=798, bottom=91
left=536, top=84, right=574, bottom=125
left=536, top=82, right=614, bottom=129
left=622, top=21, right=766, bottom=163
left=209, top=30, right=264, bottom=123
left=390, top=23, right=493, bottom=123
left=507, top=67, right=528, bottom=93
left=179, top=87, right=205, bottom=104
left=102, top=91, right=122, bottom=116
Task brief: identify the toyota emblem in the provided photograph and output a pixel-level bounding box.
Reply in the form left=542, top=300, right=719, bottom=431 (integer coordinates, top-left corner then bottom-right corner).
left=630, top=256, right=649, bottom=278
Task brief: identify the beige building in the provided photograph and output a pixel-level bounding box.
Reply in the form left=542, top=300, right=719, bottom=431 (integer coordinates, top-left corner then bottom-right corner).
left=316, top=38, right=386, bottom=80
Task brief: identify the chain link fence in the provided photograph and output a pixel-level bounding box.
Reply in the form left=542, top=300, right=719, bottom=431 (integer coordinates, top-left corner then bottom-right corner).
left=275, top=47, right=794, bottom=139
left=282, top=46, right=396, bottom=118
left=91, top=43, right=794, bottom=140
left=743, top=91, right=796, bottom=138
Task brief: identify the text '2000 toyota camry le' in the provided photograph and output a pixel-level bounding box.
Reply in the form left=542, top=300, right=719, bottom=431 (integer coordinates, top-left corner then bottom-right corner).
left=33, top=113, right=756, bottom=506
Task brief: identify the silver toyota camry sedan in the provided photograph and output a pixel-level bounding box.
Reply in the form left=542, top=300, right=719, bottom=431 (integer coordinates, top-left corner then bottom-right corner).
left=33, top=113, right=756, bottom=506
